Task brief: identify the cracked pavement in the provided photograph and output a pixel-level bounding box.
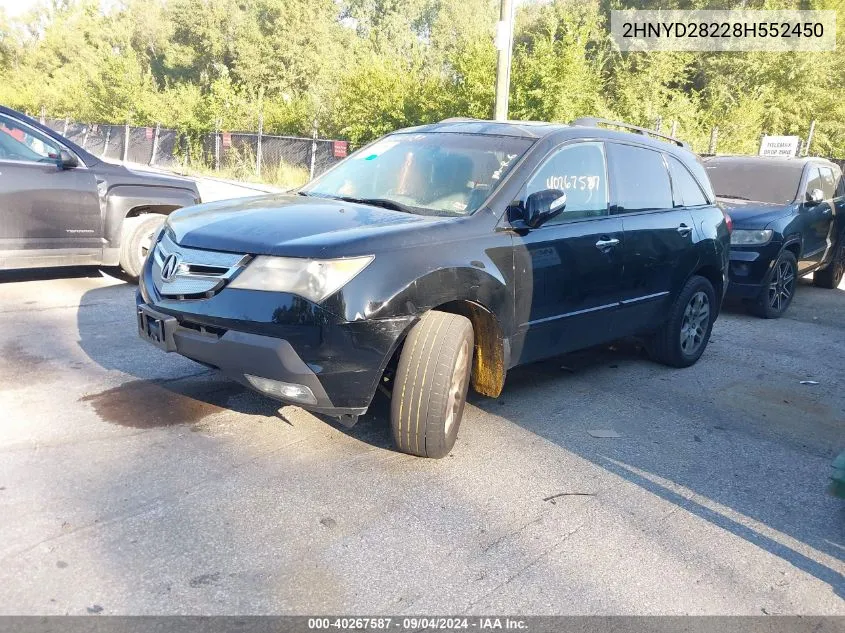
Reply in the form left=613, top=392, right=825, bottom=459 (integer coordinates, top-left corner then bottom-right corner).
left=0, top=269, right=843, bottom=614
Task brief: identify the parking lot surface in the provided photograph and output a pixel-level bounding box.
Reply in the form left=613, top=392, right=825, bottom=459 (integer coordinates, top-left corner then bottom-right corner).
left=0, top=270, right=843, bottom=615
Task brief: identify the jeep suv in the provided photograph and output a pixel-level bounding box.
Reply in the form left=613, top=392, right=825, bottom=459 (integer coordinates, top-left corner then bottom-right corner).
left=0, top=105, right=200, bottom=279
left=137, top=118, right=730, bottom=458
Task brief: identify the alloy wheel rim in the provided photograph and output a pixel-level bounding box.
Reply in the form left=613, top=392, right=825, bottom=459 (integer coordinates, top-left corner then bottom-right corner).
left=768, top=258, right=795, bottom=312
left=444, top=340, right=470, bottom=436
left=680, top=291, right=710, bottom=355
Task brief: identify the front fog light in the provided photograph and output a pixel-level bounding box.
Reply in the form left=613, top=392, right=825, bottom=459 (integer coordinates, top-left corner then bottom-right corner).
left=244, top=374, right=318, bottom=405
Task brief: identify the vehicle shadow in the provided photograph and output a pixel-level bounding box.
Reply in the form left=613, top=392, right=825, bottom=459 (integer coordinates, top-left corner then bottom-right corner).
left=0, top=266, right=107, bottom=284
left=470, top=337, right=845, bottom=600
left=74, top=282, right=286, bottom=425
left=72, top=281, right=844, bottom=602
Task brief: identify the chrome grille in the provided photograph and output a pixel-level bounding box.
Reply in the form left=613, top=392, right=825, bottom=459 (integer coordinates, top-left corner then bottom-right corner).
left=152, top=232, right=247, bottom=298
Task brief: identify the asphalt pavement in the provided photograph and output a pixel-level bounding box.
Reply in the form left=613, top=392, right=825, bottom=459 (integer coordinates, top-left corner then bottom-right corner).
left=0, top=270, right=842, bottom=615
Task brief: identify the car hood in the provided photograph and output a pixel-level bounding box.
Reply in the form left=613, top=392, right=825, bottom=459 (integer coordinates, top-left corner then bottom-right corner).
left=717, top=198, right=794, bottom=229
left=167, top=194, right=444, bottom=257
left=93, top=161, right=199, bottom=193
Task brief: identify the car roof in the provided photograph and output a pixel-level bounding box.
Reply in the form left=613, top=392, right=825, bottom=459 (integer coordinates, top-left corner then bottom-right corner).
left=394, top=118, right=694, bottom=155
left=704, top=155, right=836, bottom=169
left=400, top=119, right=569, bottom=139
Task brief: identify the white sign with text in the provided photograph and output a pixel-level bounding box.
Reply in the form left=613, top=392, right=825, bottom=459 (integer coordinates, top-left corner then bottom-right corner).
left=759, top=135, right=800, bottom=157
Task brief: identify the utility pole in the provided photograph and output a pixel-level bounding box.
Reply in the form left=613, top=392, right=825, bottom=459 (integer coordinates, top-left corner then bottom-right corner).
left=493, top=0, right=514, bottom=121
left=805, top=120, right=816, bottom=156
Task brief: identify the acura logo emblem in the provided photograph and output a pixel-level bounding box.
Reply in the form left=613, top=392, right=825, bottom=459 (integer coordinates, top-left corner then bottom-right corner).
left=161, top=254, right=182, bottom=282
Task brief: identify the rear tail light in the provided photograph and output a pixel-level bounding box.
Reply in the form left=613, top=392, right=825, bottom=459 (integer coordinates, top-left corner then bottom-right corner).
left=722, top=209, right=733, bottom=233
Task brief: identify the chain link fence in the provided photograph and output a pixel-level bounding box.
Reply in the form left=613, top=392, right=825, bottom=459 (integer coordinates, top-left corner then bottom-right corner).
left=42, top=117, right=347, bottom=185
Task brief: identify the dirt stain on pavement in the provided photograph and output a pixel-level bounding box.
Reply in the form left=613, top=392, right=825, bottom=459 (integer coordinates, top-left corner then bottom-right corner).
left=80, top=379, right=246, bottom=428
left=0, top=341, right=50, bottom=383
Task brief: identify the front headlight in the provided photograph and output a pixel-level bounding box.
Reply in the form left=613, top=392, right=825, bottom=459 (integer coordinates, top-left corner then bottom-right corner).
left=730, top=229, right=773, bottom=246
left=228, top=255, right=374, bottom=302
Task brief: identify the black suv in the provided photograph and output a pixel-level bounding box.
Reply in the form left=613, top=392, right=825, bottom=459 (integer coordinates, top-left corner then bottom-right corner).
left=0, top=106, right=200, bottom=279
left=704, top=155, right=844, bottom=318
left=137, top=118, right=730, bottom=458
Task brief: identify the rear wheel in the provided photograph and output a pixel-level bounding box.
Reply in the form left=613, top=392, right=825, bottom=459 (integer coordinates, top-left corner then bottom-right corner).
left=813, top=239, right=845, bottom=289
left=750, top=250, right=797, bottom=318
left=648, top=275, right=716, bottom=368
left=390, top=310, right=473, bottom=458
left=119, top=214, right=166, bottom=281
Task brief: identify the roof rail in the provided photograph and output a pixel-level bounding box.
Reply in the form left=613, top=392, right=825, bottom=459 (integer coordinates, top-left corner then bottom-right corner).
left=572, top=117, right=690, bottom=149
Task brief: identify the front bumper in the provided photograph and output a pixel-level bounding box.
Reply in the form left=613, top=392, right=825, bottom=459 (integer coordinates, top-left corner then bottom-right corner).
left=726, top=242, right=780, bottom=299
left=137, top=261, right=415, bottom=416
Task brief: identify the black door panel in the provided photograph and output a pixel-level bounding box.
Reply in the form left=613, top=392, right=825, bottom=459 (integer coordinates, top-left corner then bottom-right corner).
left=618, top=209, right=698, bottom=333
left=513, top=216, right=624, bottom=363
left=0, top=161, right=101, bottom=250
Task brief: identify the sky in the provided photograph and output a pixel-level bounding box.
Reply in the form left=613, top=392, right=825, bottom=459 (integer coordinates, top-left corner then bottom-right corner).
left=0, top=0, right=44, bottom=18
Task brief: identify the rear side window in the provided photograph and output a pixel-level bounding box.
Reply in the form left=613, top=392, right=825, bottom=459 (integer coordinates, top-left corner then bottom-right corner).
left=607, top=143, right=672, bottom=214
left=667, top=154, right=708, bottom=207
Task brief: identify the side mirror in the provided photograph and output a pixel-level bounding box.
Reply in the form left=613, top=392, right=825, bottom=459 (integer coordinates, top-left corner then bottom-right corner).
left=59, top=149, right=78, bottom=169
left=522, top=189, right=567, bottom=228
left=805, top=188, right=824, bottom=206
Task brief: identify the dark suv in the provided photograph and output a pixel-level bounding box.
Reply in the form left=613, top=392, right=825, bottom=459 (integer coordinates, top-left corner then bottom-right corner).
left=704, top=155, right=844, bottom=318
left=137, top=118, right=730, bottom=458
left=0, top=106, right=200, bottom=279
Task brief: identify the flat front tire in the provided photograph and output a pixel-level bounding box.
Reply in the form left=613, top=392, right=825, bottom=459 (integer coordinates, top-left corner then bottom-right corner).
left=648, top=275, right=716, bottom=368
left=391, top=311, right=473, bottom=458
left=119, top=214, right=166, bottom=281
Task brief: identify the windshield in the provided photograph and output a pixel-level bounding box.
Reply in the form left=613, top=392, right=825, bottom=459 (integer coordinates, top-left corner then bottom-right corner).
left=302, top=132, right=534, bottom=216
left=705, top=160, right=802, bottom=205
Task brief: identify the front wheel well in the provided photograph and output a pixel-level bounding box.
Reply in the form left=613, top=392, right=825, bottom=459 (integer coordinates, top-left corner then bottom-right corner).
left=125, top=205, right=179, bottom=219
left=433, top=300, right=506, bottom=398
left=783, top=241, right=801, bottom=259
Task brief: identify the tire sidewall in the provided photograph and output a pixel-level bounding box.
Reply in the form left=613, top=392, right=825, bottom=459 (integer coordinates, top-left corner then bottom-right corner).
left=428, top=332, right=473, bottom=458
left=674, top=277, right=717, bottom=365
left=120, top=215, right=165, bottom=280
left=759, top=250, right=797, bottom=317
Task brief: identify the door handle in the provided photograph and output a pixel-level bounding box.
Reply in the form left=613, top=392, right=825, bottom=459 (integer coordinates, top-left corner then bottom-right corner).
left=595, top=237, right=620, bottom=250
left=677, top=224, right=692, bottom=237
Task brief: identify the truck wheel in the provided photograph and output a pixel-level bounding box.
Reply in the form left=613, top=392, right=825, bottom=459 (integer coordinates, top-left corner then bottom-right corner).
left=648, top=275, right=716, bottom=368
left=391, top=310, right=473, bottom=458
left=749, top=250, right=797, bottom=318
left=119, top=214, right=166, bottom=281
left=813, top=240, right=844, bottom=289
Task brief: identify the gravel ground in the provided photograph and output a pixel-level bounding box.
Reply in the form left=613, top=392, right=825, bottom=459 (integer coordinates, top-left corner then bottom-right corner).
left=0, top=269, right=842, bottom=615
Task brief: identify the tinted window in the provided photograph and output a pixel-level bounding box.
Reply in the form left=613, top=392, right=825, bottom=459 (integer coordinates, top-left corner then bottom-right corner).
left=705, top=159, right=801, bottom=204
left=525, top=141, right=608, bottom=223
left=667, top=154, right=708, bottom=207
left=607, top=143, right=672, bottom=213
left=819, top=166, right=836, bottom=199
left=805, top=167, right=824, bottom=200
left=0, top=114, right=61, bottom=164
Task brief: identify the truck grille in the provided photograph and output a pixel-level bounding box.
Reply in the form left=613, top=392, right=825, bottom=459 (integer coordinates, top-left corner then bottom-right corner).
left=152, top=232, right=248, bottom=298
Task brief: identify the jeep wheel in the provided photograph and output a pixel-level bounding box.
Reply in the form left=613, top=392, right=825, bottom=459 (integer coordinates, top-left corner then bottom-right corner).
left=119, top=214, right=166, bottom=281
left=813, top=239, right=845, bottom=289
left=648, top=275, right=716, bottom=368
left=391, top=310, right=473, bottom=458
left=750, top=250, right=797, bottom=318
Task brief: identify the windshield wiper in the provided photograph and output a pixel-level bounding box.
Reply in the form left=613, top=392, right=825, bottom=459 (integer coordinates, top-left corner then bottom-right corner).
left=333, top=196, right=416, bottom=214
left=718, top=194, right=751, bottom=201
